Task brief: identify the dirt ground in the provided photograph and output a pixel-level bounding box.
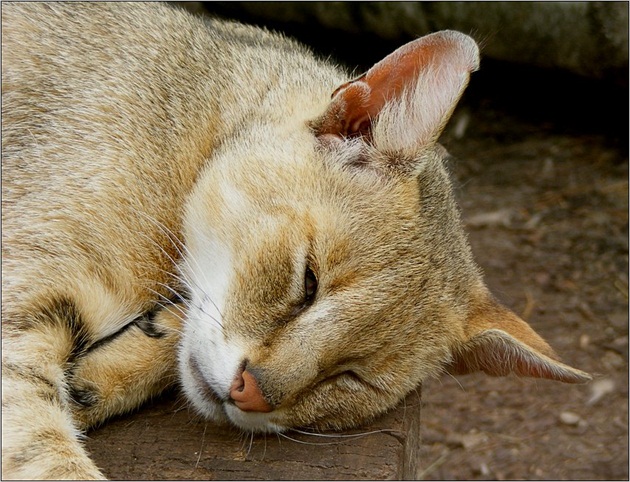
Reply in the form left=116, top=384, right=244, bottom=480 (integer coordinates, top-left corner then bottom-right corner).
left=416, top=77, right=628, bottom=480
left=87, top=10, right=628, bottom=479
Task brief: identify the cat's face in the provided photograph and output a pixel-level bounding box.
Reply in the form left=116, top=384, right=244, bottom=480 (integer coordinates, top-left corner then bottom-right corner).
left=177, top=29, right=589, bottom=433
left=178, top=126, right=474, bottom=432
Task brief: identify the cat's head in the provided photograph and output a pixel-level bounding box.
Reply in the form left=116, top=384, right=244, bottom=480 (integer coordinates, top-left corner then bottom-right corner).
left=178, top=30, right=590, bottom=433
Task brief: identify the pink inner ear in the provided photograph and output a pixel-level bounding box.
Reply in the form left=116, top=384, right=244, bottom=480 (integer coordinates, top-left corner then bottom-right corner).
left=359, top=39, right=447, bottom=123
left=316, top=31, right=479, bottom=140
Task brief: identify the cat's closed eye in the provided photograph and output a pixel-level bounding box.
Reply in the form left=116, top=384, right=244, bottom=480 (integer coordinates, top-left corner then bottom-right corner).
left=304, top=266, right=317, bottom=304
left=289, top=266, right=318, bottom=318
left=316, top=370, right=365, bottom=393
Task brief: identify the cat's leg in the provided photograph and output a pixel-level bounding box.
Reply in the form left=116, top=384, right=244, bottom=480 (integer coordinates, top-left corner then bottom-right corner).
left=67, top=304, right=183, bottom=430
left=2, top=324, right=106, bottom=479
left=2, top=300, right=182, bottom=479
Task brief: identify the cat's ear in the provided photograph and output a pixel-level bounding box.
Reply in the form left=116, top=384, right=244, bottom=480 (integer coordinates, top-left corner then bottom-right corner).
left=314, top=30, right=479, bottom=155
left=448, top=296, right=591, bottom=383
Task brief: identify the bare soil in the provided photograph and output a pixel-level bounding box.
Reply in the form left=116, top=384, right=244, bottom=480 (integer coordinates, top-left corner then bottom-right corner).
left=417, top=96, right=628, bottom=480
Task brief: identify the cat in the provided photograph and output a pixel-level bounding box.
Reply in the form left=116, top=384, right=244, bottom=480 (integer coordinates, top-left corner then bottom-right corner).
left=1, top=3, right=591, bottom=479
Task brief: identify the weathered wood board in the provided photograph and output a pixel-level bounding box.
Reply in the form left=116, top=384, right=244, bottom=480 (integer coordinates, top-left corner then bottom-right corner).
left=85, top=389, right=422, bottom=480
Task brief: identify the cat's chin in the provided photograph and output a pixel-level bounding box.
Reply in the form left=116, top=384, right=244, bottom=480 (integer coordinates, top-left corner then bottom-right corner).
left=184, top=384, right=286, bottom=433
left=222, top=404, right=286, bottom=433
left=189, top=394, right=229, bottom=423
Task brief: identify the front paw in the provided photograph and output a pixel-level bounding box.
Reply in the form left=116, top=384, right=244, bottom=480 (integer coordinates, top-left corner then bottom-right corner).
left=68, top=378, right=106, bottom=428
left=67, top=307, right=182, bottom=429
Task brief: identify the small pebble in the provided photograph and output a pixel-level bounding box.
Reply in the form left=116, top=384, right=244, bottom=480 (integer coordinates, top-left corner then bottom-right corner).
left=559, top=411, right=581, bottom=425
left=587, top=378, right=615, bottom=406
left=465, top=209, right=512, bottom=228
left=452, top=111, right=470, bottom=139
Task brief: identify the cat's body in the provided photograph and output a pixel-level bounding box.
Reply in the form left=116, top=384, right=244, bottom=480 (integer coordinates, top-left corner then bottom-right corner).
left=2, top=3, right=590, bottom=479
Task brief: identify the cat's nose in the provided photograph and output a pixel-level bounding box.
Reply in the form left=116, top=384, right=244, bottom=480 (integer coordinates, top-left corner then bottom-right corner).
left=229, top=368, right=273, bottom=412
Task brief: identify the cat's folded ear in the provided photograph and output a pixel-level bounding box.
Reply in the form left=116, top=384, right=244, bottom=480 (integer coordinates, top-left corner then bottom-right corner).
left=313, top=30, right=479, bottom=159
left=448, top=296, right=592, bottom=383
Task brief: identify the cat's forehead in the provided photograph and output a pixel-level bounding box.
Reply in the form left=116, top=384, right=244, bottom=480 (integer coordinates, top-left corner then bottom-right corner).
left=203, top=124, right=425, bottom=244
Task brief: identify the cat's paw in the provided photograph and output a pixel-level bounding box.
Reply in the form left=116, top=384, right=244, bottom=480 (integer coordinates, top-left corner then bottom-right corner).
left=68, top=378, right=111, bottom=429
left=67, top=306, right=183, bottom=429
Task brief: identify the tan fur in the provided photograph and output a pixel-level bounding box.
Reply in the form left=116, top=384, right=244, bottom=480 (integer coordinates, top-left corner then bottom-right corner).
left=2, top=3, right=590, bottom=479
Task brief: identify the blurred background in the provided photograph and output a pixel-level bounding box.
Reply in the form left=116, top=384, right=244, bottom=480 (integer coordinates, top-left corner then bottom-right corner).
left=198, top=2, right=628, bottom=80
left=191, top=2, right=628, bottom=145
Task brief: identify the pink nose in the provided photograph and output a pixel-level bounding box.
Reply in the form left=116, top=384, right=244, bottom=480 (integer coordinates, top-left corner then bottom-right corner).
left=229, top=369, right=273, bottom=413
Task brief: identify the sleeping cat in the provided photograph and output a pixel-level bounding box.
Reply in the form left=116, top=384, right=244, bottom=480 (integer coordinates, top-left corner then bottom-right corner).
left=1, top=3, right=591, bottom=479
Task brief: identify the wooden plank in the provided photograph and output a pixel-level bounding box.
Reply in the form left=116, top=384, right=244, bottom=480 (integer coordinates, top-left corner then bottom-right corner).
left=85, top=389, right=422, bottom=480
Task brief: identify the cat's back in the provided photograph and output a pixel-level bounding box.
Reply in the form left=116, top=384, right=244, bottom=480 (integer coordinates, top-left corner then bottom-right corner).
left=2, top=2, right=337, bottom=205
left=2, top=2, right=256, bottom=185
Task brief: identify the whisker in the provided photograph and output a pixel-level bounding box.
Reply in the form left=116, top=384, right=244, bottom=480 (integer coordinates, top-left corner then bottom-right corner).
left=444, top=371, right=465, bottom=391
left=246, top=431, right=255, bottom=457
left=183, top=226, right=223, bottom=324
left=149, top=278, right=219, bottom=331
left=152, top=267, right=192, bottom=294
left=150, top=309, right=187, bottom=336
left=132, top=208, right=186, bottom=253
left=160, top=229, right=226, bottom=327
left=178, top=221, right=212, bottom=280
left=195, top=305, right=224, bottom=330
left=183, top=223, right=226, bottom=321
left=153, top=284, right=223, bottom=330
left=261, top=432, right=267, bottom=461
left=135, top=230, right=200, bottom=294
left=277, top=432, right=346, bottom=446
left=156, top=220, right=215, bottom=305
left=194, top=423, right=207, bottom=470
left=152, top=285, right=189, bottom=311
left=129, top=210, right=205, bottom=294
left=174, top=391, right=192, bottom=413
left=145, top=284, right=184, bottom=307
left=129, top=210, right=225, bottom=330
left=143, top=287, right=188, bottom=325
left=290, top=427, right=396, bottom=439
left=200, top=292, right=224, bottom=324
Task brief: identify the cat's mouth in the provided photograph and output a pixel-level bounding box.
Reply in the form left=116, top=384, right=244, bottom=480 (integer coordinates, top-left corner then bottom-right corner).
left=184, top=354, right=288, bottom=433
left=188, top=356, right=224, bottom=406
